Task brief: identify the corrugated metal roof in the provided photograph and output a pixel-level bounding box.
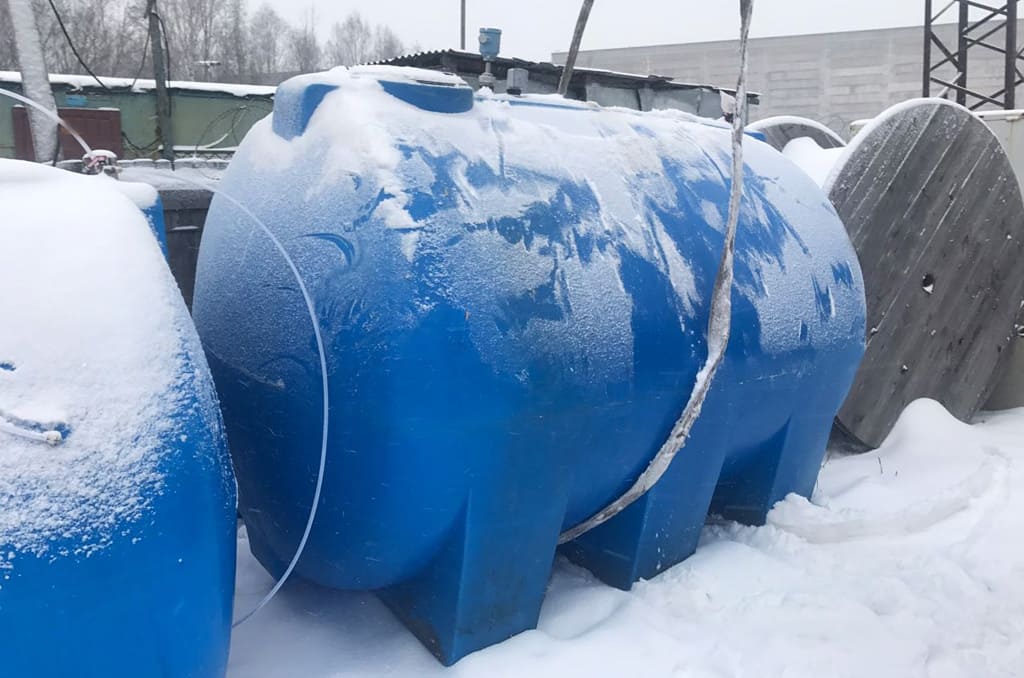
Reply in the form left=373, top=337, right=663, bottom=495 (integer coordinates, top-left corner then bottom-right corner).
left=369, top=49, right=759, bottom=101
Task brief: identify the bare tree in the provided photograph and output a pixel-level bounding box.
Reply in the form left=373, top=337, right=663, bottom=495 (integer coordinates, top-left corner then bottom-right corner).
left=324, top=11, right=405, bottom=67
left=2, top=1, right=147, bottom=79
left=371, top=24, right=404, bottom=62
left=159, top=0, right=226, bottom=80
left=0, top=3, right=17, bottom=70
left=325, top=11, right=371, bottom=67
left=1, top=0, right=408, bottom=84
left=287, top=8, right=320, bottom=73
left=218, top=0, right=248, bottom=81
left=248, top=3, right=288, bottom=79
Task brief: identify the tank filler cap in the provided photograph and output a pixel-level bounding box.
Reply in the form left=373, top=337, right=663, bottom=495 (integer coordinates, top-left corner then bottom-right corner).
left=349, top=65, right=468, bottom=88
left=349, top=66, right=474, bottom=113
left=273, top=67, right=473, bottom=138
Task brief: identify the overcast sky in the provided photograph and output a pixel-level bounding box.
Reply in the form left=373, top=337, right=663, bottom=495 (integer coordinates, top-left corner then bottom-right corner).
left=263, top=0, right=929, bottom=62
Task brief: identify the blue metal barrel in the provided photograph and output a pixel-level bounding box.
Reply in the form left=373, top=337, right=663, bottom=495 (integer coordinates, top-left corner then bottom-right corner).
left=193, top=66, right=866, bottom=665
left=0, top=161, right=236, bottom=677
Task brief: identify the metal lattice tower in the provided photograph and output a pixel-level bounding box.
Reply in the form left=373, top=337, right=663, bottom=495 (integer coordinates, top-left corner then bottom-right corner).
left=924, top=0, right=1022, bottom=109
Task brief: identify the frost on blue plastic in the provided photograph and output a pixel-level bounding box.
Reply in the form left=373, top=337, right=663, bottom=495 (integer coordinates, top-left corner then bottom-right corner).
left=193, top=66, right=867, bottom=665
left=0, top=161, right=236, bottom=677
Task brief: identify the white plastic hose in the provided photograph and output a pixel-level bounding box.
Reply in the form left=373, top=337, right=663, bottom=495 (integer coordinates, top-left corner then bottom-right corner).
left=560, top=0, right=756, bottom=544
left=0, top=419, right=63, bottom=445
left=0, top=87, right=91, bottom=156
left=199, top=188, right=331, bottom=628
left=0, top=86, right=329, bottom=627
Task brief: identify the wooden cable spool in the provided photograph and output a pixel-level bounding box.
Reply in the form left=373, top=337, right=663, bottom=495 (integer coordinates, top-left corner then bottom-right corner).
left=748, top=115, right=846, bottom=152
left=824, top=99, right=1024, bottom=447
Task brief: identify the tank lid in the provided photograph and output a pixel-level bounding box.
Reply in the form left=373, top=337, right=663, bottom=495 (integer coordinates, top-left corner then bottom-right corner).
left=348, top=65, right=468, bottom=89
left=272, top=67, right=474, bottom=139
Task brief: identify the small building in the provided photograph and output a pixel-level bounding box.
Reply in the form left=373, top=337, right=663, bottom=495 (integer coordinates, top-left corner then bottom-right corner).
left=0, top=71, right=275, bottom=160
left=372, top=49, right=759, bottom=119
left=1, top=53, right=757, bottom=161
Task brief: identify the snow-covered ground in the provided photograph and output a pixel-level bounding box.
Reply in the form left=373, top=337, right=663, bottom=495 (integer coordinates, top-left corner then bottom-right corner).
left=228, top=399, right=1024, bottom=678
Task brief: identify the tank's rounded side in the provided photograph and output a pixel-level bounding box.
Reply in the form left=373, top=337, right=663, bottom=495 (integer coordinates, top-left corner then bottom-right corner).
left=0, top=356, right=236, bottom=677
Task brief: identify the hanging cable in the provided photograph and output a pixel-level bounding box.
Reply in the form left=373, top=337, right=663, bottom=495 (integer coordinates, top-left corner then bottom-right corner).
left=559, top=0, right=756, bottom=544
left=129, top=30, right=151, bottom=90
left=121, top=131, right=161, bottom=154
left=46, top=0, right=110, bottom=90
left=190, top=105, right=270, bottom=156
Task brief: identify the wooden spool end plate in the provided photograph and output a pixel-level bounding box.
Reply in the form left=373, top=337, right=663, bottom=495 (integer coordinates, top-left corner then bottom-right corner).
left=825, top=99, right=1024, bottom=448
left=748, top=116, right=846, bottom=153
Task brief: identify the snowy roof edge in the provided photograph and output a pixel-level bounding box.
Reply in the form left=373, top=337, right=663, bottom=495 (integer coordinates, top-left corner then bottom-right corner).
left=0, top=71, right=276, bottom=98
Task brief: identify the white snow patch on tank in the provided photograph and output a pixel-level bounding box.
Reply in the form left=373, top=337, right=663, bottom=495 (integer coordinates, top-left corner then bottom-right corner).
left=238, top=67, right=720, bottom=313
left=108, top=177, right=160, bottom=210
left=746, top=139, right=864, bottom=354
left=227, top=65, right=852, bottom=367
left=0, top=161, right=190, bottom=570
left=700, top=200, right=724, bottom=230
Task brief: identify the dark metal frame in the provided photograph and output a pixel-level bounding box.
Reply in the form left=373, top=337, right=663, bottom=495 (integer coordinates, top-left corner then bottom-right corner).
left=924, top=0, right=1022, bottom=109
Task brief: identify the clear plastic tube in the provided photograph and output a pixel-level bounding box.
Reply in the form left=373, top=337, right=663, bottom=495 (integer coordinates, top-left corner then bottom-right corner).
left=0, top=86, right=328, bottom=626
left=0, top=87, right=91, bottom=155
left=186, top=183, right=331, bottom=628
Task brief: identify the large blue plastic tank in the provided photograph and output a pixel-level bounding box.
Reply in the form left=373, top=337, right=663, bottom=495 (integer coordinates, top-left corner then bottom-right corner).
left=193, top=66, right=867, bottom=664
left=0, top=161, right=236, bottom=677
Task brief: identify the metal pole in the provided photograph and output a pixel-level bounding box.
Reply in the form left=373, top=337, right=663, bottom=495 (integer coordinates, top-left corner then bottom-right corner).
left=924, top=0, right=933, bottom=97
left=1006, top=0, right=1017, bottom=108
left=460, top=0, right=466, bottom=50
left=557, top=0, right=595, bottom=97
left=8, top=0, right=58, bottom=161
left=146, top=0, right=175, bottom=162
left=957, top=0, right=969, bottom=105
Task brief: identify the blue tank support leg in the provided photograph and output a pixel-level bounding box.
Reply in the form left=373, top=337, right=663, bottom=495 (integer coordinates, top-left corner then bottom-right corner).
left=379, top=457, right=569, bottom=665
left=710, top=422, right=792, bottom=525
left=246, top=522, right=289, bottom=581
left=711, top=378, right=834, bottom=525
left=560, top=393, right=732, bottom=590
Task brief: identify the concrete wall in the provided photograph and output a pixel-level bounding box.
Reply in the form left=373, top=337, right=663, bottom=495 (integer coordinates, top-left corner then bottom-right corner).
left=555, top=23, right=1024, bottom=137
